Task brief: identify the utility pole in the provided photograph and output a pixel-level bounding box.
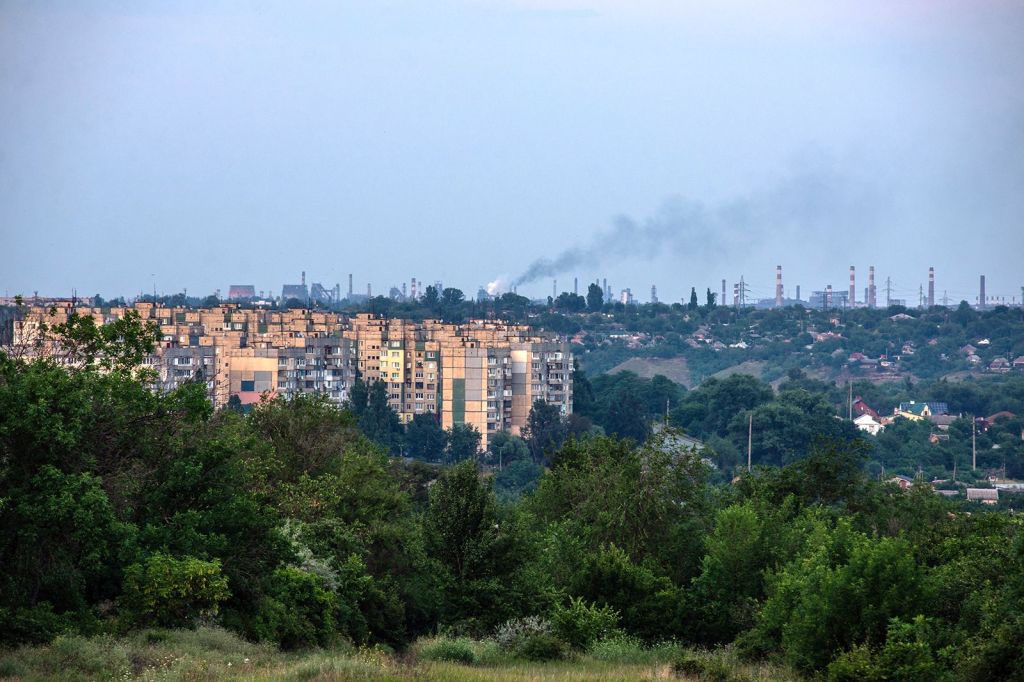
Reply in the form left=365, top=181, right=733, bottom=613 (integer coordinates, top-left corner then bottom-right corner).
left=747, top=412, right=753, bottom=472
left=972, top=417, right=977, bottom=471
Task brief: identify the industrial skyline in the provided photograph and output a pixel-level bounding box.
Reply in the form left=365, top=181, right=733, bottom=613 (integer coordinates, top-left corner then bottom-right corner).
left=3, top=2, right=1023, bottom=308
left=6, top=264, right=1021, bottom=311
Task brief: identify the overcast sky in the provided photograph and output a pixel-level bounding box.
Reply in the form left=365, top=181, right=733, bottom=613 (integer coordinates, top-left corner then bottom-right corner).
left=2, top=0, right=1023, bottom=304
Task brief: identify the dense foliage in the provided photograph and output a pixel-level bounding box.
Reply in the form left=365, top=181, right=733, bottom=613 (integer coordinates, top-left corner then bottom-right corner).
left=1, top=314, right=1022, bottom=679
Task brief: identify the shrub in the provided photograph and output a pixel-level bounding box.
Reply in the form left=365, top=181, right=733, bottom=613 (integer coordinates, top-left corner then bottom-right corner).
left=550, top=596, right=620, bottom=650
left=121, top=554, right=230, bottom=628
left=588, top=634, right=645, bottom=663
left=493, top=616, right=552, bottom=652
left=827, top=644, right=882, bottom=682
left=0, top=604, right=73, bottom=645
left=515, top=632, right=566, bottom=661
left=252, top=567, right=340, bottom=649
left=672, top=649, right=743, bottom=682
left=417, top=637, right=477, bottom=664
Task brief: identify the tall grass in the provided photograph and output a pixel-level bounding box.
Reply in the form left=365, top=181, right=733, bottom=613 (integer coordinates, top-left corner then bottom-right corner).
left=0, top=629, right=800, bottom=681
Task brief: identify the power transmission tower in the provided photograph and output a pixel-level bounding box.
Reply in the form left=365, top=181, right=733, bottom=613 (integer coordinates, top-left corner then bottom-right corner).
left=738, top=276, right=751, bottom=308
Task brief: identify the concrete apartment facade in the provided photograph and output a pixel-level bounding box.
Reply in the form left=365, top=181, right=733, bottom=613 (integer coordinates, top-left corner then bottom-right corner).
left=11, top=304, right=572, bottom=449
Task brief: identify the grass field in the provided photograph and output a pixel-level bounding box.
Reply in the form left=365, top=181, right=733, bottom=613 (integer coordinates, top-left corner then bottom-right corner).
left=607, top=357, right=693, bottom=388
left=0, top=628, right=800, bottom=681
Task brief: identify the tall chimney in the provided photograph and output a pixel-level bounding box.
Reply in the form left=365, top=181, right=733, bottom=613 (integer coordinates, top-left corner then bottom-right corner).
left=980, top=275, right=986, bottom=309
left=651, top=284, right=658, bottom=304
left=928, top=267, right=935, bottom=307
left=411, top=277, right=417, bottom=300
left=825, top=284, right=833, bottom=309
left=868, top=266, right=876, bottom=308
left=301, top=271, right=306, bottom=286
left=367, top=283, right=372, bottom=298
left=348, top=273, right=353, bottom=297
left=733, top=283, right=739, bottom=306
left=849, top=266, right=856, bottom=307
left=553, top=279, right=557, bottom=300
left=722, top=279, right=727, bottom=307
left=574, top=277, right=578, bottom=295
left=775, top=265, right=783, bottom=307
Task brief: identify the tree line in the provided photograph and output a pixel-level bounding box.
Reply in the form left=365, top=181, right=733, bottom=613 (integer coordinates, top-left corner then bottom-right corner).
left=1, top=313, right=1022, bottom=680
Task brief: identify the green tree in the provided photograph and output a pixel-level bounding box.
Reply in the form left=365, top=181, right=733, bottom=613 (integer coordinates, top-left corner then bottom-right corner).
left=587, top=283, right=604, bottom=311
left=522, top=399, right=567, bottom=463
left=688, top=502, right=766, bottom=644
left=358, top=380, right=403, bottom=453
left=425, top=462, right=530, bottom=632
left=348, top=378, right=369, bottom=419
left=121, top=553, right=230, bottom=628
left=487, top=430, right=529, bottom=469
left=446, top=423, right=481, bottom=463
left=441, top=288, right=465, bottom=306
left=603, top=384, right=651, bottom=442
left=405, top=413, right=447, bottom=462
left=421, top=286, right=441, bottom=310
left=705, top=288, right=717, bottom=308
left=689, top=287, right=699, bottom=310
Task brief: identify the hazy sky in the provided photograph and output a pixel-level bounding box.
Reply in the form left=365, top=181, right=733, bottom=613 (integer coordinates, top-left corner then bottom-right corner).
left=2, top=0, right=1023, bottom=304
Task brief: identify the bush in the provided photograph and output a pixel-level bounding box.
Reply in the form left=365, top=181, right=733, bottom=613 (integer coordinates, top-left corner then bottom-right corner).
left=515, top=632, right=566, bottom=661
left=673, top=649, right=744, bottom=682
left=0, top=604, right=73, bottom=645
left=493, top=616, right=552, bottom=652
left=417, top=637, right=477, bottom=664
left=251, top=567, right=340, bottom=649
left=121, top=554, right=230, bottom=628
left=550, top=596, right=620, bottom=650
left=827, top=644, right=882, bottom=682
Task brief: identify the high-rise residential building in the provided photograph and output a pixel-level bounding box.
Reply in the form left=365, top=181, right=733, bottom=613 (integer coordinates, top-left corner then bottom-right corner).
left=11, top=303, right=571, bottom=449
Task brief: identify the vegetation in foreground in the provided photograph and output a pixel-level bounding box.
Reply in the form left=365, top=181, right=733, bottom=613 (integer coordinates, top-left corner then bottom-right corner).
left=2, top=311, right=1023, bottom=681
left=0, top=626, right=798, bottom=681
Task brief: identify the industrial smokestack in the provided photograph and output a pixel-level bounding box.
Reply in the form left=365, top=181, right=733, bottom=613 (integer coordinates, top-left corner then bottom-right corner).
left=651, top=284, right=658, bottom=304
left=348, top=274, right=353, bottom=297
left=367, top=283, right=372, bottom=298
left=553, top=279, right=557, bottom=300
left=411, top=277, right=417, bottom=300
left=602, top=278, right=607, bottom=299
left=849, top=266, right=856, bottom=307
left=574, top=277, right=578, bottom=295
left=775, top=265, right=783, bottom=307
left=733, top=283, right=739, bottom=307
left=825, top=284, right=833, bottom=309
left=928, top=267, right=935, bottom=307
left=796, top=284, right=801, bottom=302
left=721, top=279, right=727, bottom=307
left=868, top=266, right=876, bottom=308
left=980, top=275, right=986, bottom=309
left=301, top=271, right=306, bottom=287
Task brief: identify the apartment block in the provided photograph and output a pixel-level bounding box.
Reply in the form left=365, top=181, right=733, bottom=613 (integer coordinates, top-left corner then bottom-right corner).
left=11, top=304, right=572, bottom=448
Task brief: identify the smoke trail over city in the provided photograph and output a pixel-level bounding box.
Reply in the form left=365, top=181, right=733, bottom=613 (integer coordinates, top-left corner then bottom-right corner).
left=511, top=164, right=885, bottom=289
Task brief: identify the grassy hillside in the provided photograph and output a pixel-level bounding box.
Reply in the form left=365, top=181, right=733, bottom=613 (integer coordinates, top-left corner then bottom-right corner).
left=607, top=357, right=693, bottom=388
